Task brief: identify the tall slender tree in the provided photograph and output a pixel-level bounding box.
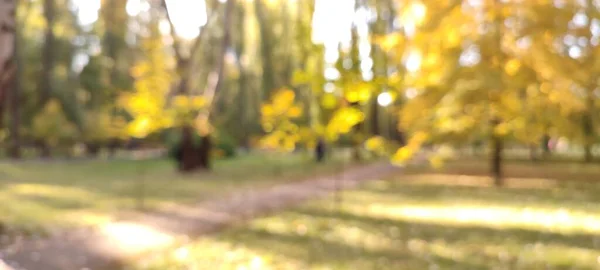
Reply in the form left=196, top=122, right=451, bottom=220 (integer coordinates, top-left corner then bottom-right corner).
left=1, top=0, right=20, bottom=158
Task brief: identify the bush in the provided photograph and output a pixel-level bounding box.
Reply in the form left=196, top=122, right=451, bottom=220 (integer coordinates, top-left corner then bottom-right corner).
left=214, top=132, right=237, bottom=158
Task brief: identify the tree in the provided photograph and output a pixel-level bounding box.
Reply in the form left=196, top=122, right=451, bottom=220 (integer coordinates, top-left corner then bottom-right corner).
left=100, top=0, right=131, bottom=94
left=520, top=0, right=600, bottom=162
left=382, top=0, right=556, bottom=186
left=1, top=0, right=20, bottom=158
left=254, top=0, right=280, bottom=97
left=0, top=0, right=16, bottom=102
left=158, top=0, right=235, bottom=172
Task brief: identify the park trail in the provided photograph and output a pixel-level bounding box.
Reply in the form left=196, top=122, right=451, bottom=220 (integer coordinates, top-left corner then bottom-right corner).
left=0, top=162, right=398, bottom=270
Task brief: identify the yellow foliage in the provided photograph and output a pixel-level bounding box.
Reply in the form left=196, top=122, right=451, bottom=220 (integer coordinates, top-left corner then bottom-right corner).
left=192, top=96, right=206, bottom=108
left=272, top=89, right=296, bottom=108
left=392, top=147, right=414, bottom=165
left=130, top=64, right=148, bottom=79
left=388, top=72, right=403, bottom=86
left=376, top=33, right=404, bottom=52
left=127, top=116, right=152, bottom=139
left=173, top=96, right=190, bottom=108
left=504, top=59, right=521, bottom=76
left=321, top=94, right=338, bottom=109
left=365, top=136, right=387, bottom=155
left=445, top=29, right=461, bottom=48
left=428, top=155, right=444, bottom=169
left=391, top=131, right=430, bottom=165
left=120, top=21, right=172, bottom=138
left=326, top=107, right=365, bottom=140
left=344, top=83, right=372, bottom=104
left=261, top=104, right=274, bottom=117
left=411, top=131, right=430, bottom=145
left=287, top=105, right=303, bottom=118
left=401, top=1, right=427, bottom=26
left=540, top=83, right=551, bottom=94
left=494, top=122, right=510, bottom=136
left=259, top=89, right=309, bottom=152
left=292, top=70, right=308, bottom=86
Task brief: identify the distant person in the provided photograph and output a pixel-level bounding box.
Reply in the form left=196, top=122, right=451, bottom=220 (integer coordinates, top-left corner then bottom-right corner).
left=315, top=138, right=326, bottom=163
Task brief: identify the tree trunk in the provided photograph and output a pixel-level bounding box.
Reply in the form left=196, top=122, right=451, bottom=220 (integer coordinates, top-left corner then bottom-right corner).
left=40, top=0, right=55, bottom=105
left=315, top=138, right=325, bottom=163
left=177, top=126, right=211, bottom=172
left=7, top=63, right=20, bottom=159
left=178, top=126, right=201, bottom=172
left=198, top=135, right=211, bottom=169
left=370, top=97, right=379, bottom=136
left=491, top=136, right=503, bottom=186
left=584, top=144, right=593, bottom=163
left=86, top=142, right=101, bottom=157
left=583, top=97, right=595, bottom=163
left=541, top=134, right=551, bottom=157
left=254, top=0, right=277, bottom=96
left=490, top=119, right=504, bottom=187
left=1, top=0, right=20, bottom=158
left=0, top=0, right=16, bottom=80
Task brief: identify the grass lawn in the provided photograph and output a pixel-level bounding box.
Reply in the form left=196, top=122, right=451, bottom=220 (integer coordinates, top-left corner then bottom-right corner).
left=134, top=160, right=600, bottom=270
left=0, top=151, right=354, bottom=234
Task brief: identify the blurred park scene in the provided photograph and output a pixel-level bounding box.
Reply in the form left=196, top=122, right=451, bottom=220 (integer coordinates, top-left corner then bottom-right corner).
left=2, top=0, right=600, bottom=269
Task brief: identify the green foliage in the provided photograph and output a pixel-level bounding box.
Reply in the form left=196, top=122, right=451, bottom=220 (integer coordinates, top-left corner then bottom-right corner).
left=214, top=131, right=238, bottom=158
left=81, top=109, right=127, bottom=143
left=30, top=99, right=78, bottom=146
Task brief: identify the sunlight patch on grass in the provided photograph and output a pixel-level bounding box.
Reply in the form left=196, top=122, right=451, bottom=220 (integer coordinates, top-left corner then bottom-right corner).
left=365, top=204, right=600, bottom=234
left=63, top=211, right=114, bottom=227
left=7, top=183, right=96, bottom=201
left=402, top=174, right=561, bottom=189
left=136, top=238, right=306, bottom=270
left=101, top=222, right=175, bottom=255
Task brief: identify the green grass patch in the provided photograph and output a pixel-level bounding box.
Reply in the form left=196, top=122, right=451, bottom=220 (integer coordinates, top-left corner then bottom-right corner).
left=135, top=160, right=600, bottom=270
left=0, top=151, right=354, bottom=233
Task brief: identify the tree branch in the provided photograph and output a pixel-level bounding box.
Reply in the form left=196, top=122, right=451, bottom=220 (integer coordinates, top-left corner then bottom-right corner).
left=202, top=0, right=235, bottom=119
left=162, top=0, right=220, bottom=95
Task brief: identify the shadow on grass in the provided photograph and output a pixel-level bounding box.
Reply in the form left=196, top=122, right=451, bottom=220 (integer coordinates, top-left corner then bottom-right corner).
left=371, top=184, right=600, bottom=207
left=404, top=160, right=600, bottom=183
left=16, top=194, right=95, bottom=210
left=216, top=226, right=488, bottom=270
left=203, top=202, right=600, bottom=269
left=291, top=206, right=600, bottom=251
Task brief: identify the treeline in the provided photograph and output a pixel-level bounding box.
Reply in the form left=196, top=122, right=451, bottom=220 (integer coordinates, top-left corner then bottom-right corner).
left=0, top=0, right=599, bottom=183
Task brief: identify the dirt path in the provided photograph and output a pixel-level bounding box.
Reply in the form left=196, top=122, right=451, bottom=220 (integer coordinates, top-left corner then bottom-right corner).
left=0, top=162, right=398, bottom=270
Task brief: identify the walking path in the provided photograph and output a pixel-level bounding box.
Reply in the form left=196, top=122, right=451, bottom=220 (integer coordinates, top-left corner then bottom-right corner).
left=0, top=162, right=398, bottom=270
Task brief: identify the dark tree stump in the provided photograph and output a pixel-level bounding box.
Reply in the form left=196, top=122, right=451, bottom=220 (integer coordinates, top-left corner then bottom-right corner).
left=85, top=142, right=100, bottom=157
left=177, top=126, right=212, bottom=172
